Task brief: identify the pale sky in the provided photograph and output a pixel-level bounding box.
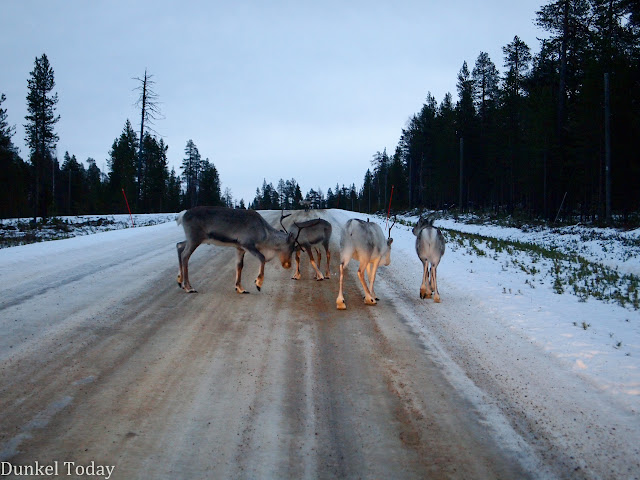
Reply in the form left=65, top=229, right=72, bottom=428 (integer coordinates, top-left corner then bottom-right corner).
left=1, top=0, right=546, bottom=205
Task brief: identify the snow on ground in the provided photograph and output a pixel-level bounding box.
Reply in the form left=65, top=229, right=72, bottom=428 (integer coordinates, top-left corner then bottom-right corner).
left=430, top=214, right=640, bottom=276
left=2, top=209, right=638, bottom=415
left=0, top=213, right=176, bottom=247
left=334, top=210, right=640, bottom=414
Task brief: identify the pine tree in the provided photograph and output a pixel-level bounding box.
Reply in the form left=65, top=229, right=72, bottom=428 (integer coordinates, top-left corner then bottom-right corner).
left=472, top=52, right=500, bottom=123
left=181, top=140, right=202, bottom=208
left=85, top=157, right=103, bottom=213
left=0, top=93, right=16, bottom=150
left=1, top=93, right=30, bottom=218
left=223, top=187, right=233, bottom=208
left=140, top=135, right=168, bottom=212
left=166, top=167, right=182, bottom=212
left=108, top=120, right=138, bottom=212
left=25, top=53, right=60, bottom=220
left=362, top=169, right=374, bottom=213
left=60, top=151, right=84, bottom=215
left=199, top=158, right=222, bottom=206
left=456, top=61, right=477, bottom=211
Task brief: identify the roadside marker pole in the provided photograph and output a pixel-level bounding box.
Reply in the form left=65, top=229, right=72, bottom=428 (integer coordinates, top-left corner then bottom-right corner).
left=122, top=188, right=135, bottom=227
left=386, top=185, right=394, bottom=231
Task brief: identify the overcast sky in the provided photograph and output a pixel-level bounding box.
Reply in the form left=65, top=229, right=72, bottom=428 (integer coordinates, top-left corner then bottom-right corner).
left=1, top=0, right=547, bottom=205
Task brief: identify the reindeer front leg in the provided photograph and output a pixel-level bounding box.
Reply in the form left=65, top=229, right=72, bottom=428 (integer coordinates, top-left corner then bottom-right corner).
left=336, top=263, right=347, bottom=310
left=367, top=257, right=382, bottom=301
left=357, top=260, right=376, bottom=305
left=235, top=248, right=249, bottom=294
left=246, top=247, right=267, bottom=291
left=306, top=244, right=324, bottom=281
left=292, top=249, right=302, bottom=280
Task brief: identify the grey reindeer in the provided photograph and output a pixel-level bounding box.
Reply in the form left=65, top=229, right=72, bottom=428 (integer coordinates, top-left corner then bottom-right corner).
left=336, top=218, right=394, bottom=310
left=176, top=206, right=302, bottom=293
left=413, top=213, right=446, bottom=302
left=280, top=212, right=332, bottom=281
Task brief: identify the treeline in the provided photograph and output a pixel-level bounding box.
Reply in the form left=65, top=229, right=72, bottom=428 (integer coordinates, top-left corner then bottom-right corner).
left=249, top=178, right=363, bottom=211
left=355, top=1, right=640, bottom=222
left=252, top=1, right=640, bottom=223
left=3, top=1, right=639, bottom=223
left=0, top=56, right=229, bottom=220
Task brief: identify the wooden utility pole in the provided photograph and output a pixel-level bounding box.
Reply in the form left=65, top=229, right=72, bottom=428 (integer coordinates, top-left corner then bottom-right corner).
left=604, top=72, right=612, bottom=224
left=459, top=137, right=464, bottom=212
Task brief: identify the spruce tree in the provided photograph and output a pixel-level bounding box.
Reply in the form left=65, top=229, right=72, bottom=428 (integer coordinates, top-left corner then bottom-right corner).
left=24, top=53, right=60, bottom=220
left=181, top=140, right=202, bottom=208
left=199, top=158, right=222, bottom=206
left=108, top=120, right=138, bottom=212
left=1, top=93, right=29, bottom=218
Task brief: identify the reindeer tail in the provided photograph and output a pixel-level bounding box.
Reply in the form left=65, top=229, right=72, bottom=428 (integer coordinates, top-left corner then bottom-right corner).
left=176, top=210, right=187, bottom=226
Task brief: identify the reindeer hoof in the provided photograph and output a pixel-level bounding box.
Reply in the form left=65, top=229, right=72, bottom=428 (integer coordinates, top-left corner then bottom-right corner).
left=434, top=295, right=441, bottom=303
left=364, top=297, right=377, bottom=305
left=255, top=285, right=261, bottom=292
left=185, top=288, right=197, bottom=294
left=336, top=301, right=346, bottom=310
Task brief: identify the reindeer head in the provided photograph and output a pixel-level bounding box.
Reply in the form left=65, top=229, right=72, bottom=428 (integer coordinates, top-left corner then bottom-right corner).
left=382, top=216, right=395, bottom=266
left=412, top=213, right=436, bottom=236
left=277, top=214, right=307, bottom=269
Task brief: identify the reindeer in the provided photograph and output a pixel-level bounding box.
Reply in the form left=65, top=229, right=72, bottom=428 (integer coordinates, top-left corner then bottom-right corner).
left=176, top=206, right=301, bottom=294
left=413, top=213, right=446, bottom=302
left=336, top=218, right=394, bottom=310
left=280, top=212, right=332, bottom=281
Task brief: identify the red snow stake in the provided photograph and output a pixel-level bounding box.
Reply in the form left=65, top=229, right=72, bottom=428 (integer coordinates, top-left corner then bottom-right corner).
left=122, top=188, right=135, bottom=227
left=386, top=185, right=394, bottom=231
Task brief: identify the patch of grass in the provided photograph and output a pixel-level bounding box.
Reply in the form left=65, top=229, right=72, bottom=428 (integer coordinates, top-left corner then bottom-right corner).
left=434, top=225, right=640, bottom=311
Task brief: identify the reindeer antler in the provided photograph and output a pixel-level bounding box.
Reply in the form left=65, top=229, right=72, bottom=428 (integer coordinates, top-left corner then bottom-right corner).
left=388, top=215, right=397, bottom=239
left=280, top=209, right=292, bottom=233
left=293, top=222, right=307, bottom=253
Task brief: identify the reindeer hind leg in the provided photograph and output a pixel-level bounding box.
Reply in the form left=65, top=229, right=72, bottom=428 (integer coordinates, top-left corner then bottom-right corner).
left=177, top=241, right=186, bottom=287
left=180, top=241, right=199, bottom=293
left=324, top=243, right=331, bottom=278
left=234, top=248, right=250, bottom=294
left=431, top=263, right=441, bottom=303
left=420, top=260, right=431, bottom=299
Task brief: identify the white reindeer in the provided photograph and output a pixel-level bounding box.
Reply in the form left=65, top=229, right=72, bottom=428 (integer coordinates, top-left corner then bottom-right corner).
left=336, top=218, right=393, bottom=310
left=412, top=213, right=445, bottom=302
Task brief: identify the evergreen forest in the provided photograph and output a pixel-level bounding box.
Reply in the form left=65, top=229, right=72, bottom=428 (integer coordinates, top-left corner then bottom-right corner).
left=1, top=1, right=639, bottom=224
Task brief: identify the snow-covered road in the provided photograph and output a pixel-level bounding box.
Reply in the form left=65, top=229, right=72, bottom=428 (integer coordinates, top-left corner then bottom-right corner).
left=0, top=209, right=638, bottom=479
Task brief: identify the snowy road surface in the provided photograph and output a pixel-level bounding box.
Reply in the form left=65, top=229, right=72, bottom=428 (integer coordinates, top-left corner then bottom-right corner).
left=0, top=209, right=638, bottom=479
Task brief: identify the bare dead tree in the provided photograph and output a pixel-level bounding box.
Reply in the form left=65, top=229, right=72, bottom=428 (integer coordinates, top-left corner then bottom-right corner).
left=133, top=69, right=163, bottom=205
